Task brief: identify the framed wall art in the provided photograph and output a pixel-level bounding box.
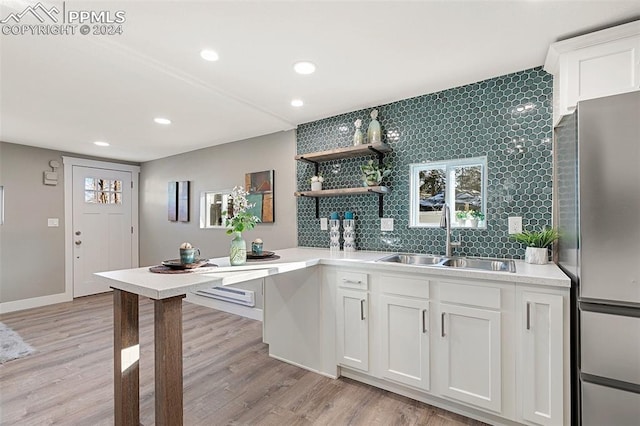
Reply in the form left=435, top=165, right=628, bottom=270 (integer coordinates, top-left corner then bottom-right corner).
left=245, top=170, right=274, bottom=223
left=168, top=181, right=178, bottom=221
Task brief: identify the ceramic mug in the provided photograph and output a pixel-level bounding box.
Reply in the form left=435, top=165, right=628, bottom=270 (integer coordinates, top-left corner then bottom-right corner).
left=180, top=248, right=200, bottom=264
left=251, top=241, right=263, bottom=255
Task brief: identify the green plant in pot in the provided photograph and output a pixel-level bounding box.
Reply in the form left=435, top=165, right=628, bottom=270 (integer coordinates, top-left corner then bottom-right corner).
left=360, top=160, right=391, bottom=186
left=455, top=211, right=468, bottom=224
left=470, top=210, right=485, bottom=221
left=512, top=226, right=559, bottom=264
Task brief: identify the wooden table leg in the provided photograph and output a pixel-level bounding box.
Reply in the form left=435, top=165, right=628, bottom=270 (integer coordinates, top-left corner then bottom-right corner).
left=154, top=295, right=185, bottom=426
left=113, top=289, right=140, bottom=426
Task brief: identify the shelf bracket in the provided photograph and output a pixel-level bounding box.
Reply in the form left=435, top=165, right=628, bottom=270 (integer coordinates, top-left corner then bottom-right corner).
left=299, top=193, right=320, bottom=218
left=298, top=157, right=319, bottom=176
left=365, top=188, right=385, bottom=217
left=367, top=146, right=385, bottom=166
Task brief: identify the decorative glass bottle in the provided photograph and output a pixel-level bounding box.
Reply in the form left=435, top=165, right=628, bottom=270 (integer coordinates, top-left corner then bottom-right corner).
left=343, top=212, right=356, bottom=252
left=229, top=232, right=247, bottom=265
left=353, top=119, right=364, bottom=146
left=367, top=109, right=381, bottom=144
left=329, top=218, right=341, bottom=252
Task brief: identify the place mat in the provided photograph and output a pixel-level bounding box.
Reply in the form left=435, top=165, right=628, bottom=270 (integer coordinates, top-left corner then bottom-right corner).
left=246, top=255, right=281, bottom=262
left=149, top=263, right=218, bottom=274
left=246, top=250, right=275, bottom=259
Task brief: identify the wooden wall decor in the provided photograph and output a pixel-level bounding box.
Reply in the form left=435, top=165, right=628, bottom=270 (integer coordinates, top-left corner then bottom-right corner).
left=245, top=170, right=274, bottom=223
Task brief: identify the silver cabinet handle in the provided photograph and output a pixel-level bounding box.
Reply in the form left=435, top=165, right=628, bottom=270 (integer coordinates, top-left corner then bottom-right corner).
left=441, top=312, right=446, bottom=337
left=75, top=231, right=81, bottom=236
left=75, top=240, right=82, bottom=245
left=526, top=302, right=531, bottom=330
left=422, top=309, right=428, bottom=333
left=360, top=299, right=366, bottom=320
left=342, top=278, right=362, bottom=284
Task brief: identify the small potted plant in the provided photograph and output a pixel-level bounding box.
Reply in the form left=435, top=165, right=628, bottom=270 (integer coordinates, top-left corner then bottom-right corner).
left=469, top=210, right=485, bottom=227
left=455, top=211, right=468, bottom=226
left=311, top=174, right=324, bottom=191
left=512, top=226, right=559, bottom=264
left=360, top=160, right=391, bottom=186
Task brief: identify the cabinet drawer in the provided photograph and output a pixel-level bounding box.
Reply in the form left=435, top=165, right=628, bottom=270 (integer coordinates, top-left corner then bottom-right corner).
left=337, top=271, right=368, bottom=290
left=379, top=273, right=429, bottom=299
left=582, top=381, right=640, bottom=426
left=439, top=281, right=501, bottom=309
left=581, top=310, right=640, bottom=386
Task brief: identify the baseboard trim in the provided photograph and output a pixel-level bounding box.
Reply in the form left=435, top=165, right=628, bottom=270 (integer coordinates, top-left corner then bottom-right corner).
left=0, top=292, right=71, bottom=314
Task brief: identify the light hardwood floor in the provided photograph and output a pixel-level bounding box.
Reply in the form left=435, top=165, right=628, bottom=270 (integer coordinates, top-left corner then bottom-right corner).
left=0, top=293, right=486, bottom=425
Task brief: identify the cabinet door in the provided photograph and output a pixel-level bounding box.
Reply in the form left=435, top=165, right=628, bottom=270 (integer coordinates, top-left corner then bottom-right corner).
left=437, top=302, right=502, bottom=413
left=336, top=288, right=369, bottom=371
left=563, top=36, right=640, bottom=113
left=380, top=295, right=429, bottom=391
left=519, top=292, right=564, bottom=426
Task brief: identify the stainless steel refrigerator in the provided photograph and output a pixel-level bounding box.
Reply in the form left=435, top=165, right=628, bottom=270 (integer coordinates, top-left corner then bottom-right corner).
left=554, top=91, right=640, bottom=426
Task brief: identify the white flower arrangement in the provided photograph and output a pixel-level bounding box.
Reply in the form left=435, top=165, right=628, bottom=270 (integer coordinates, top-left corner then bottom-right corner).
left=224, top=186, right=260, bottom=234
left=311, top=175, right=324, bottom=183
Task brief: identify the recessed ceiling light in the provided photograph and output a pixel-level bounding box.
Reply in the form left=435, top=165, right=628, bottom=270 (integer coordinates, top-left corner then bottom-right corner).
left=93, top=141, right=110, bottom=147
left=200, top=49, right=219, bottom=61
left=154, top=117, right=171, bottom=125
left=291, top=99, right=304, bottom=107
left=293, top=61, right=316, bottom=75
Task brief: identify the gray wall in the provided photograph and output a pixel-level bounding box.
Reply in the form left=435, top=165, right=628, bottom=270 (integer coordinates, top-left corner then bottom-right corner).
left=0, top=142, right=65, bottom=302
left=139, top=131, right=297, bottom=265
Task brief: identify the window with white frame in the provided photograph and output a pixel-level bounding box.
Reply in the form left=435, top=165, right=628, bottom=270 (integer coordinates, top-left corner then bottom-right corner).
left=409, top=156, right=487, bottom=228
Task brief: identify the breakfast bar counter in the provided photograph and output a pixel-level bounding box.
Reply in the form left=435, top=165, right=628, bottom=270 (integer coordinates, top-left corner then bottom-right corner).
left=96, top=247, right=570, bottom=425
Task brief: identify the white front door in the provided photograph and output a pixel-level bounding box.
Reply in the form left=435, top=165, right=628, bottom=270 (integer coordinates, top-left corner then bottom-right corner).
left=72, top=166, right=133, bottom=297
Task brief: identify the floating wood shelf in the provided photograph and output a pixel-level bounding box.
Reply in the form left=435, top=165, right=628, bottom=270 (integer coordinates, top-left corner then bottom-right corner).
left=295, top=186, right=389, bottom=198
left=294, top=142, right=393, bottom=218
left=295, top=143, right=392, bottom=163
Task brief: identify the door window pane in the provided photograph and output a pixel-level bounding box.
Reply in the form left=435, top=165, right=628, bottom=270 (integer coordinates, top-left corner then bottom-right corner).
left=85, top=177, right=123, bottom=204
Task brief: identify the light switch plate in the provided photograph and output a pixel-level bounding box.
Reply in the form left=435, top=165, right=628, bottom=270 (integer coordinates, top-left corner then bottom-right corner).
left=320, top=217, right=328, bottom=231
left=508, top=216, right=522, bottom=234
left=380, top=218, right=394, bottom=231
left=48, top=218, right=59, bottom=227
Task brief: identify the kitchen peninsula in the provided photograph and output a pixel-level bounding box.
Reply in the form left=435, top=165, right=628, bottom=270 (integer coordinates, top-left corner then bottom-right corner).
left=97, top=247, right=570, bottom=425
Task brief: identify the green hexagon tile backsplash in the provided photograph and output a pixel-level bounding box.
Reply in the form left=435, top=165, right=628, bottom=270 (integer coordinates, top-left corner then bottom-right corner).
left=296, top=67, right=553, bottom=258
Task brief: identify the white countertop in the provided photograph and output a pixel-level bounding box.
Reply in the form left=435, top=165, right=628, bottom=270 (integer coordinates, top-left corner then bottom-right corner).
left=96, top=247, right=570, bottom=299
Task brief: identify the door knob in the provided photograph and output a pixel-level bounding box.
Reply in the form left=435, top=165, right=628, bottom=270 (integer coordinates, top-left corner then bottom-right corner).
left=75, top=231, right=81, bottom=236
left=75, top=240, right=82, bottom=245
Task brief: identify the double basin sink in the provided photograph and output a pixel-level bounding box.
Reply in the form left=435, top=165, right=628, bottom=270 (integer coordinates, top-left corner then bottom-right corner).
left=377, top=253, right=516, bottom=273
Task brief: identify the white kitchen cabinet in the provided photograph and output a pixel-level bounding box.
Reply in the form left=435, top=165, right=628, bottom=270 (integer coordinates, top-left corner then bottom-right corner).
left=517, top=290, right=564, bottom=426
left=379, top=294, right=429, bottom=390
left=436, top=301, right=502, bottom=413
left=545, top=21, right=640, bottom=124
left=336, top=271, right=369, bottom=371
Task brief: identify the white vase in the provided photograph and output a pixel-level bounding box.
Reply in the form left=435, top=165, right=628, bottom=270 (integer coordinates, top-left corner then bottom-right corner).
left=525, top=247, right=548, bottom=264
left=311, top=182, right=322, bottom=191
left=467, top=218, right=478, bottom=228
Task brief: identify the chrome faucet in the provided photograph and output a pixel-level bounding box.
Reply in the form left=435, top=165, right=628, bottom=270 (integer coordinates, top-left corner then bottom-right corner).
left=440, top=203, right=460, bottom=257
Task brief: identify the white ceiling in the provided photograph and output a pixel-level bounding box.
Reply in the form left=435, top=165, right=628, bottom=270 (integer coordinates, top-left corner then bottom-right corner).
left=1, top=1, right=639, bottom=162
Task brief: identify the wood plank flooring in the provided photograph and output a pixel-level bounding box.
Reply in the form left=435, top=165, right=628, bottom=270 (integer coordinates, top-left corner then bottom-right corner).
left=0, top=294, right=486, bottom=425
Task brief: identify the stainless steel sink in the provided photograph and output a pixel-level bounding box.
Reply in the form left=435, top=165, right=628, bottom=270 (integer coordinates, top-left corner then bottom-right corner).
left=442, top=257, right=516, bottom=273
left=377, top=253, right=448, bottom=266
left=377, top=253, right=516, bottom=273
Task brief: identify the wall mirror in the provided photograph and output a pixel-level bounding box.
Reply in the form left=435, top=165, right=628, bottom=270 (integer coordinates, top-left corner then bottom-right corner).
left=199, top=189, right=232, bottom=229
left=409, top=156, right=487, bottom=228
